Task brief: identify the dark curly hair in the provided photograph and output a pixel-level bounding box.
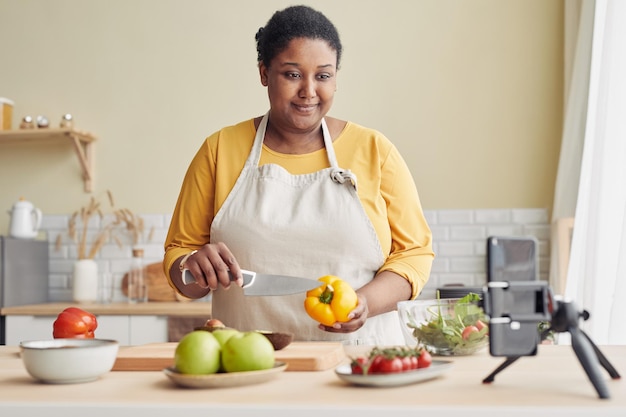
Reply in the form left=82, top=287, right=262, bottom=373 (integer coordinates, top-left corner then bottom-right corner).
left=255, top=5, right=343, bottom=69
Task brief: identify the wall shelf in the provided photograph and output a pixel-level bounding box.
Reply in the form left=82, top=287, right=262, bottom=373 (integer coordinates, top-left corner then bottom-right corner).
left=0, top=128, right=97, bottom=192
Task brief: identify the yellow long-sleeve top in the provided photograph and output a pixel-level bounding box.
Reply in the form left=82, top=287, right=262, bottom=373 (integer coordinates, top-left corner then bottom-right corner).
left=164, top=118, right=434, bottom=299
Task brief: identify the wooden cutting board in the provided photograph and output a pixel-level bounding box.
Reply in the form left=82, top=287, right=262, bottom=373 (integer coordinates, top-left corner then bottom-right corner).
left=112, top=341, right=345, bottom=372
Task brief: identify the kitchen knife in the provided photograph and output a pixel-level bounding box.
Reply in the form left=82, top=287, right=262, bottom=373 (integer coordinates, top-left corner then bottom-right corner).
left=182, top=269, right=321, bottom=296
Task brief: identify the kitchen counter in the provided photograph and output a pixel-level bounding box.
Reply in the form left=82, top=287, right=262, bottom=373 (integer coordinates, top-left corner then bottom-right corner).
left=0, top=301, right=211, bottom=317
left=0, top=344, right=624, bottom=417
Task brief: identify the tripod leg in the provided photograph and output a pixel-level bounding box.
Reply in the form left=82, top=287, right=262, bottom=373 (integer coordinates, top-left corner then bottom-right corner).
left=482, top=357, right=520, bottom=384
left=581, top=330, right=621, bottom=379
left=570, top=327, right=611, bottom=399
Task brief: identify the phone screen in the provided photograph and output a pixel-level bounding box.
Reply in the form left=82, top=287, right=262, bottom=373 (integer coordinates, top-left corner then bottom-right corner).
left=487, top=236, right=537, bottom=282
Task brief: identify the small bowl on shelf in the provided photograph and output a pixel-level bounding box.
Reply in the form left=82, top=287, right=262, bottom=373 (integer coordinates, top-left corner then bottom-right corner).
left=19, top=338, right=119, bottom=384
left=397, top=297, right=489, bottom=356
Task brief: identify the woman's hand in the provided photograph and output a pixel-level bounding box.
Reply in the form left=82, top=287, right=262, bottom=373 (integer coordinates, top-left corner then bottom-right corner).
left=180, top=242, right=243, bottom=291
left=316, top=271, right=411, bottom=334
left=318, top=293, right=369, bottom=333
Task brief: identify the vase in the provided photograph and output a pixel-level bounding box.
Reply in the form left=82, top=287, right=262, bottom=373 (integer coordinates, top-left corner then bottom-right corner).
left=72, top=259, right=99, bottom=303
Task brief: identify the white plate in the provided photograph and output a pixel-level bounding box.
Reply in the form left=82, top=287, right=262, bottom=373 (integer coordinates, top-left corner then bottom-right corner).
left=163, top=362, right=287, bottom=388
left=334, top=360, right=453, bottom=387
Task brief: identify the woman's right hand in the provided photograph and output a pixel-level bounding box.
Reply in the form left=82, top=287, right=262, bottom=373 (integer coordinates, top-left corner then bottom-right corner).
left=180, top=242, right=243, bottom=291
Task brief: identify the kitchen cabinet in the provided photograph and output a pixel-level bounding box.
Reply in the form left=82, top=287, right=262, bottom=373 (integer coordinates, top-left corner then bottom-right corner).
left=0, top=127, right=97, bottom=192
left=1, top=301, right=212, bottom=346
left=4, top=315, right=168, bottom=346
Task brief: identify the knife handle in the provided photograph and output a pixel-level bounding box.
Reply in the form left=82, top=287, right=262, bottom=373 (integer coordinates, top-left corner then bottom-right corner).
left=182, top=269, right=256, bottom=288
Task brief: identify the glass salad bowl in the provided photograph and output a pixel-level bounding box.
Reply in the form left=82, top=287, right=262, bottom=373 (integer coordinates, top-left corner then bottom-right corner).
left=397, top=295, right=489, bottom=356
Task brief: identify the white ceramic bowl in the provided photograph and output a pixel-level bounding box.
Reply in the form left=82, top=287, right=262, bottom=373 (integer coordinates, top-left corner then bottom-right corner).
left=19, top=338, right=119, bottom=384
left=397, top=298, right=489, bottom=356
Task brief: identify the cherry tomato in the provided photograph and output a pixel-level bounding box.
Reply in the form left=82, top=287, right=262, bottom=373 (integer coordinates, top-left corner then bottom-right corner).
left=350, top=357, right=368, bottom=374
left=417, top=349, right=432, bottom=369
left=462, top=325, right=479, bottom=340
left=369, top=354, right=384, bottom=374
left=400, top=355, right=412, bottom=371
left=377, top=357, right=403, bottom=374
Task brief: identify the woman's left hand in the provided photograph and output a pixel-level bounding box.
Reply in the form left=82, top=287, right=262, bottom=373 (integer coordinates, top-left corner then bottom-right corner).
left=318, top=293, right=369, bottom=333
left=317, top=271, right=412, bottom=333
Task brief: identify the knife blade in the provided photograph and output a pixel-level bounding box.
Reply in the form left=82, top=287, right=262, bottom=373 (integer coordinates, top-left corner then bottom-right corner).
left=182, top=269, right=320, bottom=296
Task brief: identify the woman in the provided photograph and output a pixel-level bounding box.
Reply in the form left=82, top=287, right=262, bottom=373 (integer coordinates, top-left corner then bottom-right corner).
left=163, top=5, right=434, bottom=345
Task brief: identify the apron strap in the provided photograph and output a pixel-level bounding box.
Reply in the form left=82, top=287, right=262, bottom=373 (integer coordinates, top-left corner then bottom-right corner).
left=330, top=168, right=358, bottom=189
left=249, top=111, right=357, bottom=190
left=246, top=112, right=269, bottom=168
left=322, top=117, right=358, bottom=190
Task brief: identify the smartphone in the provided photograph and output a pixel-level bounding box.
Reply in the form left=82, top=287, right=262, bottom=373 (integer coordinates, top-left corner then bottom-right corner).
left=486, top=236, right=542, bottom=357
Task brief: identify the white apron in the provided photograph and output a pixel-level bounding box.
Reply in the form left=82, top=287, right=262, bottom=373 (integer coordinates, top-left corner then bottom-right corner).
left=210, top=113, right=404, bottom=345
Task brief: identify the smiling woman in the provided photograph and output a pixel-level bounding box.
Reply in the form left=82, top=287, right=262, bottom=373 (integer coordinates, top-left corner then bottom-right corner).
left=163, top=4, right=434, bottom=346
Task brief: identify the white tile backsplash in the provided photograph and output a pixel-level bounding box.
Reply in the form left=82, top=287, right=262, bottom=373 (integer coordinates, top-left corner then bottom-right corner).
left=511, top=208, right=549, bottom=224
left=474, top=209, right=512, bottom=224
left=37, top=208, right=550, bottom=303
left=423, top=208, right=550, bottom=299
left=40, top=213, right=168, bottom=303
left=436, top=210, right=475, bottom=225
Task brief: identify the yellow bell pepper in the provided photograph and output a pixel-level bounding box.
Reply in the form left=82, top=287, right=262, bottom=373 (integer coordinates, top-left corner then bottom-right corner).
left=304, top=275, right=358, bottom=326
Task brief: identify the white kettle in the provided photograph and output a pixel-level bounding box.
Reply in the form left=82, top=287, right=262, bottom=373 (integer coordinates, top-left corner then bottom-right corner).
left=8, top=198, right=42, bottom=239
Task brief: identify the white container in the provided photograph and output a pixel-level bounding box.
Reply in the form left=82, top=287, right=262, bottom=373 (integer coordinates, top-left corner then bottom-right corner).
left=72, top=259, right=99, bottom=303
left=0, top=97, right=14, bottom=130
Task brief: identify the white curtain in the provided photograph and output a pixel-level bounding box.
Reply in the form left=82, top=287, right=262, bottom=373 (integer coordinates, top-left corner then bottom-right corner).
left=559, top=0, right=626, bottom=345
left=549, top=0, right=592, bottom=296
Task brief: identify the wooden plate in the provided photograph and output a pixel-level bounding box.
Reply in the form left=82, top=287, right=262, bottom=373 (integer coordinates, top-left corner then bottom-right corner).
left=163, top=362, right=287, bottom=388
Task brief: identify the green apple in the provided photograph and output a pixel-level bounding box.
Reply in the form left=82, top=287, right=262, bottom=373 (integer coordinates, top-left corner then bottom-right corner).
left=210, top=328, right=241, bottom=372
left=174, top=330, right=221, bottom=375
left=212, top=328, right=241, bottom=347
left=221, top=331, right=275, bottom=372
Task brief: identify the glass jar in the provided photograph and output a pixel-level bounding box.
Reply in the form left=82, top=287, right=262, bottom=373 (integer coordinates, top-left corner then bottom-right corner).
left=128, top=248, right=148, bottom=303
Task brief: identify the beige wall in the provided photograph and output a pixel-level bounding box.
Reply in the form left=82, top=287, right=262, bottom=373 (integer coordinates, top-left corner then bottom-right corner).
left=0, top=0, right=563, bottom=233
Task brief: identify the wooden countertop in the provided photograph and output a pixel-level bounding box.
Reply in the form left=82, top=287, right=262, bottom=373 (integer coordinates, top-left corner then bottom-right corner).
left=0, top=301, right=211, bottom=317
left=0, top=344, right=624, bottom=416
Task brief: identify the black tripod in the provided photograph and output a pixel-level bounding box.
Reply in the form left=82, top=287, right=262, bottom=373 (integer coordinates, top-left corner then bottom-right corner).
left=482, top=298, right=621, bottom=399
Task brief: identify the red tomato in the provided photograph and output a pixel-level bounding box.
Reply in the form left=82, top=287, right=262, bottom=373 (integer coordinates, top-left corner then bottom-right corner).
left=410, top=355, right=419, bottom=370
left=377, top=357, right=403, bottom=374
left=369, top=354, right=384, bottom=373
left=417, top=349, right=432, bottom=369
left=400, top=356, right=412, bottom=371
left=351, top=357, right=368, bottom=374
left=52, top=307, right=98, bottom=339
left=475, top=320, right=487, bottom=331
left=462, top=325, right=479, bottom=340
